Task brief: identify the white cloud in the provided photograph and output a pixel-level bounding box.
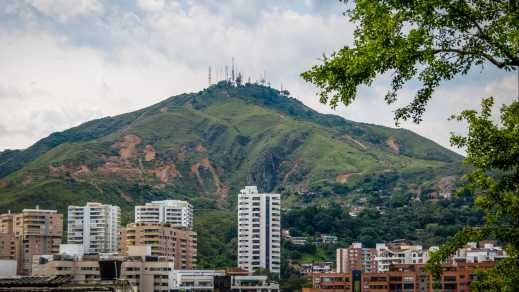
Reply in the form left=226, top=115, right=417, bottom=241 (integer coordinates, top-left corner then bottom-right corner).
left=0, top=0, right=515, bottom=156
left=137, top=0, right=166, bottom=11
left=26, top=0, right=104, bottom=22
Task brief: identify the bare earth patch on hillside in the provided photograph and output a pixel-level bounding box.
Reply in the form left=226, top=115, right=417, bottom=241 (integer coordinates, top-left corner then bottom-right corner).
left=190, top=158, right=224, bottom=196
left=341, top=134, right=367, bottom=150
left=144, top=144, right=156, bottom=161
left=74, top=165, right=92, bottom=176
left=96, top=161, right=141, bottom=178
left=386, top=137, right=400, bottom=154
left=147, top=164, right=181, bottom=183
left=336, top=172, right=361, bottom=184
left=113, top=135, right=141, bottom=160
left=194, top=143, right=207, bottom=153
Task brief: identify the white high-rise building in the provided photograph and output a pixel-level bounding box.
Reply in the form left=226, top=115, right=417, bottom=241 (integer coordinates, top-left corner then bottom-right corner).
left=67, top=202, right=120, bottom=254
left=237, top=186, right=281, bottom=274
left=134, top=200, right=193, bottom=229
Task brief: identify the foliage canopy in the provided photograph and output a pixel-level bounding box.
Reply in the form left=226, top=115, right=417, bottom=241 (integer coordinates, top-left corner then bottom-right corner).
left=302, top=0, right=519, bottom=123
left=303, top=0, right=518, bottom=290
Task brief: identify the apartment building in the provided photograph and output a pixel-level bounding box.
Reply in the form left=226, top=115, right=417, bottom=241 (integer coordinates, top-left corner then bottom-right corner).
left=237, top=186, right=281, bottom=274
left=337, top=243, right=377, bottom=273
left=305, top=262, right=497, bottom=292
left=120, top=222, right=197, bottom=269
left=32, top=249, right=175, bottom=292
left=170, top=270, right=280, bottom=291
left=32, top=254, right=102, bottom=283
left=0, top=207, right=63, bottom=275
left=301, top=262, right=335, bottom=275
left=67, top=202, right=121, bottom=254
left=135, top=200, right=193, bottom=229
left=170, top=270, right=225, bottom=290
left=451, top=241, right=507, bottom=264
left=0, top=233, right=16, bottom=260
left=32, top=247, right=278, bottom=292
left=375, top=240, right=427, bottom=272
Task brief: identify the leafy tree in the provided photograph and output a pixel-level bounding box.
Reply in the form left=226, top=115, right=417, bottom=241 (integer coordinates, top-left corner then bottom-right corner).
left=302, top=0, right=518, bottom=289
left=427, top=99, right=519, bottom=291
left=302, top=0, right=518, bottom=123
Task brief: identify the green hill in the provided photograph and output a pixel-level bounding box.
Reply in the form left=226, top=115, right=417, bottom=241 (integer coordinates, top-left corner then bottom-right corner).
left=0, top=81, right=471, bottom=269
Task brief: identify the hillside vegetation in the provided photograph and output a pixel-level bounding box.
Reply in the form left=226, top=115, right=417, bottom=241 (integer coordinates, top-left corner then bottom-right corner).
left=0, top=81, right=471, bottom=268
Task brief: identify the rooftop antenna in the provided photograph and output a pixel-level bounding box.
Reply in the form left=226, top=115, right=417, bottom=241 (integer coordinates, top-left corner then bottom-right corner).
left=208, top=65, right=212, bottom=86
left=260, top=70, right=266, bottom=85
left=231, top=57, right=235, bottom=82
left=225, top=65, right=228, bottom=81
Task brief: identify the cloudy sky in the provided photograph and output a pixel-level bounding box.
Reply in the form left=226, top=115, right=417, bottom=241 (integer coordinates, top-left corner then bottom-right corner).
left=0, top=0, right=516, bottom=154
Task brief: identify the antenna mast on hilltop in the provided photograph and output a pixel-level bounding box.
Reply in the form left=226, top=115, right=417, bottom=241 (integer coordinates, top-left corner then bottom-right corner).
left=208, top=65, right=212, bottom=86
left=260, top=70, right=266, bottom=85
left=225, top=65, right=228, bottom=81
left=231, top=57, right=235, bottom=82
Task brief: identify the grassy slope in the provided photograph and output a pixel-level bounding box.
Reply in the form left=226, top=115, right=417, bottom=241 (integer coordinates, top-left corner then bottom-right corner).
left=0, top=82, right=465, bottom=269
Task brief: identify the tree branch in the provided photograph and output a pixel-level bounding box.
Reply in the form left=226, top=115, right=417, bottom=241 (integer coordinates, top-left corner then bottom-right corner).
left=471, top=20, right=519, bottom=65
left=426, top=48, right=516, bottom=68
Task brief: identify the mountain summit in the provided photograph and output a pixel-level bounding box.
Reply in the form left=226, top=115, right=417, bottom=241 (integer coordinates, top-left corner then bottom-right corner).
left=0, top=82, right=463, bottom=212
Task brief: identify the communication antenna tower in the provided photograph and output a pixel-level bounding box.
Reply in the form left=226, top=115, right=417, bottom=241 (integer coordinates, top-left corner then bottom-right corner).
left=208, top=65, right=212, bottom=86
left=231, top=57, right=235, bottom=82
left=225, top=65, right=228, bottom=81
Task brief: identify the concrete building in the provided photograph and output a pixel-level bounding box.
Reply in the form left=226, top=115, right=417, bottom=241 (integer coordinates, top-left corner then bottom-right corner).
left=0, top=275, right=134, bottom=292
left=120, top=223, right=197, bottom=270
left=305, top=262, right=497, bottom=292
left=67, top=202, right=121, bottom=254
left=32, top=248, right=175, bottom=292
left=336, top=243, right=377, bottom=273
left=237, top=186, right=281, bottom=274
left=336, top=240, right=508, bottom=275
left=170, top=270, right=225, bottom=290
left=375, top=240, right=427, bottom=272
left=0, top=233, right=16, bottom=260
left=32, top=249, right=278, bottom=291
left=451, top=241, right=507, bottom=264
left=300, top=262, right=335, bottom=275
left=230, top=275, right=280, bottom=291
left=0, top=207, right=63, bottom=275
left=170, top=270, right=280, bottom=291
left=135, top=200, right=193, bottom=229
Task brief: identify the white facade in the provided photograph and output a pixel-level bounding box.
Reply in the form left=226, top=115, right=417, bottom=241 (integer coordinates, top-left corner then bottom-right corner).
left=67, top=202, right=121, bottom=254
left=59, top=244, right=84, bottom=257
left=451, top=242, right=507, bottom=263
left=170, top=270, right=280, bottom=291
left=135, top=200, right=193, bottom=229
left=170, top=270, right=225, bottom=290
left=237, top=186, right=281, bottom=274
left=375, top=243, right=425, bottom=272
